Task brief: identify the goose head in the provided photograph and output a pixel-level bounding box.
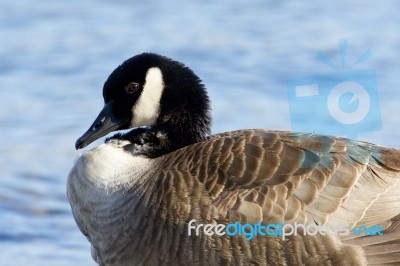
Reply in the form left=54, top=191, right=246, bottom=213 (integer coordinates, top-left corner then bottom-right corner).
left=75, top=53, right=212, bottom=150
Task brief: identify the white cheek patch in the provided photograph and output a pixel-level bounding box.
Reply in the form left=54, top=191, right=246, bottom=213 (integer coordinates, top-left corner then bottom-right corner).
left=131, top=67, right=165, bottom=127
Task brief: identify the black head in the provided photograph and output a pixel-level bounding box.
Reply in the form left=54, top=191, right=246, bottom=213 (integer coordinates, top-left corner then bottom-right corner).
left=75, top=53, right=211, bottom=150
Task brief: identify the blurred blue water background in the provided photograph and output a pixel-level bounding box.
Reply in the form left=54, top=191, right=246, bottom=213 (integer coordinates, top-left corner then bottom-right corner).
left=0, top=0, right=399, bottom=265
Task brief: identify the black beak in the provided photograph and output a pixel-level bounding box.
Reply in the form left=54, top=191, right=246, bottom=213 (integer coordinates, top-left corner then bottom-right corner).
left=75, top=102, right=126, bottom=150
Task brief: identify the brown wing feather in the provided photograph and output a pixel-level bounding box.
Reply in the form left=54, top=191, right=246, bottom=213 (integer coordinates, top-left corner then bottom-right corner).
left=162, top=129, right=400, bottom=264
left=164, top=128, right=400, bottom=243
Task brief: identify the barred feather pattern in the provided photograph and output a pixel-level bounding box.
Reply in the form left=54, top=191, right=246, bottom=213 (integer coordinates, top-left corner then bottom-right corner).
left=67, top=129, right=400, bottom=265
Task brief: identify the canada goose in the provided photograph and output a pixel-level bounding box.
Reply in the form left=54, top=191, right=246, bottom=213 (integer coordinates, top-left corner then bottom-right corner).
left=68, top=53, right=400, bottom=266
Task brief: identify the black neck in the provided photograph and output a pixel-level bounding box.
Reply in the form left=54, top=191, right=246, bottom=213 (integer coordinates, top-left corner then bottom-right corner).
left=108, top=116, right=210, bottom=158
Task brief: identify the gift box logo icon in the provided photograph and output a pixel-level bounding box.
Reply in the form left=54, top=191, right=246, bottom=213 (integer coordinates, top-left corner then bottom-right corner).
left=287, top=40, right=382, bottom=140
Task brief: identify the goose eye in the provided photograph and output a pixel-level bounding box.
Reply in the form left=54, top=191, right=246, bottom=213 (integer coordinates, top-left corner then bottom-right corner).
left=125, top=82, right=139, bottom=94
